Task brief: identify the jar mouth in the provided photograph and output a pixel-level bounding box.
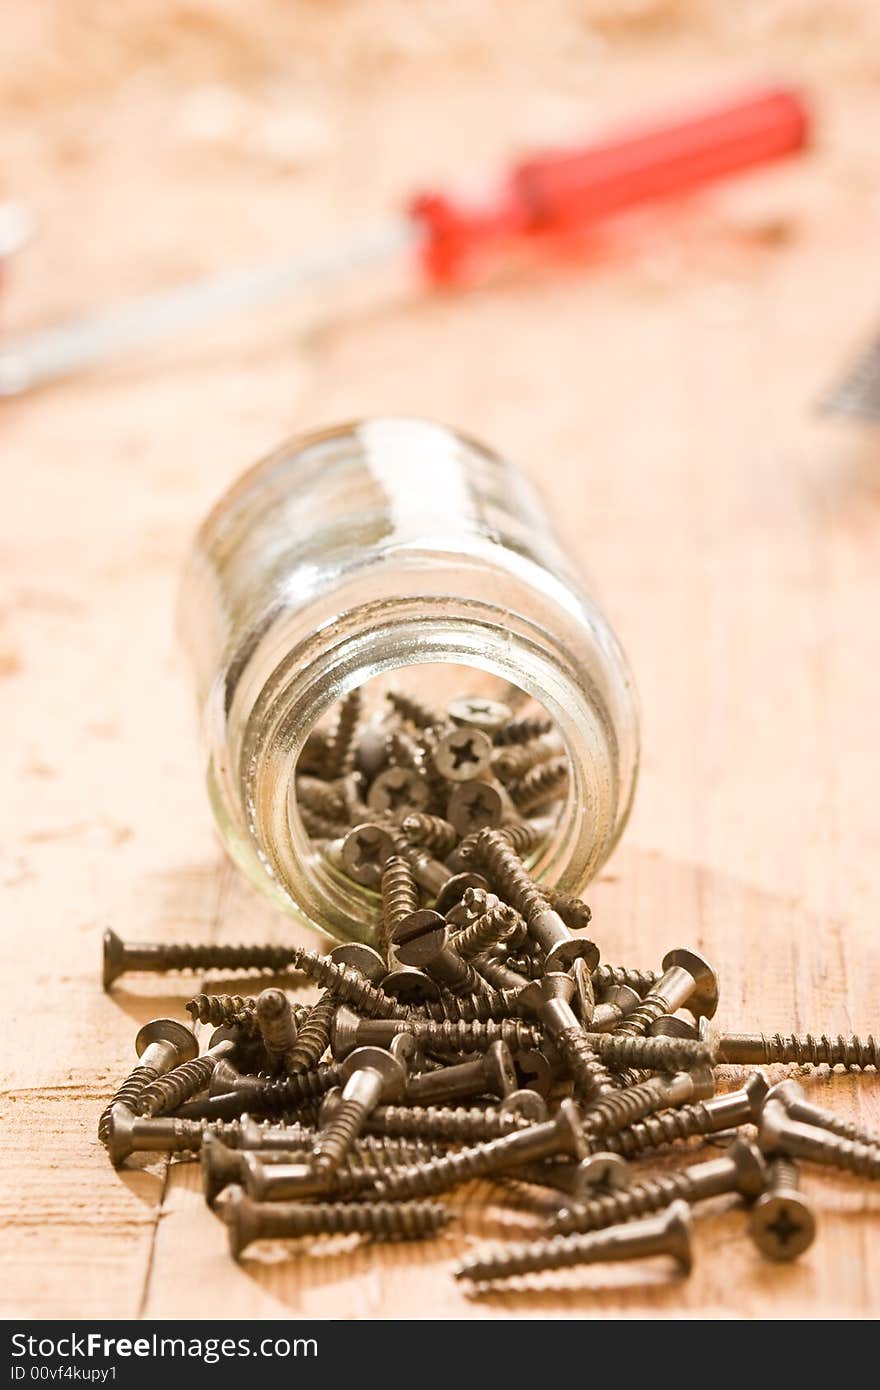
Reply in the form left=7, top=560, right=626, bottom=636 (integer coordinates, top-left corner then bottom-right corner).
left=236, top=596, right=631, bottom=944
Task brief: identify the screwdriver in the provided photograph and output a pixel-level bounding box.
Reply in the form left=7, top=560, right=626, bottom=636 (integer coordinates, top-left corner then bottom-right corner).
left=0, top=84, right=808, bottom=397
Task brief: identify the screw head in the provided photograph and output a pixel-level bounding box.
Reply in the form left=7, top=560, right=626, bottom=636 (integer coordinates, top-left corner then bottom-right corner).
left=554, top=1098, right=588, bottom=1160
left=102, top=927, right=126, bottom=991
left=104, top=1107, right=137, bottom=1168
left=544, top=937, right=600, bottom=972
left=448, top=697, right=512, bottom=734
left=367, top=767, right=428, bottom=817
left=514, top=1047, right=558, bottom=1096
left=217, top=1184, right=253, bottom=1261
left=661, top=947, right=719, bottom=1020
left=649, top=1015, right=699, bottom=1040
left=570, top=1153, right=631, bottom=1198
left=446, top=781, right=502, bottom=836
left=728, top=1138, right=769, bottom=1198
left=749, top=1188, right=816, bottom=1262
left=340, top=823, right=397, bottom=886
left=381, top=965, right=441, bottom=1004
left=330, top=1005, right=362, bottom=1058
left=757, top=1099, right=791, bottom=1156
left=484, top=1041, right=518, bottom=1098
left=328, top=943, right=387, bottom=983
left=432, top=728, right=493, bottom=781
left=341, top=1046, right=409, bottom=1101
left=660, top=1199, right=694, bottom=1274
left=745, top=1071, right=771, bottom=1119
left=135, top=1017, right=199, bottom=1063
left=201, top=1133, right=242, bottom=1206
left=499, top=1089, right=548, bottom=1123
left=764, top=1078, right=805, bottom=1113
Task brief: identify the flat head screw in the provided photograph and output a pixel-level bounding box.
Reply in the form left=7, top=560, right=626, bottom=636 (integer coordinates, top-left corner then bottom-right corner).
left=589, top=985, right=641, bottom=1032
left=766, top=1078, right=880, bottom=1148
left=405, top=1041, right=519, bottom=1107
left=471, top=829, right=597, bottom=970
left=614, top=948, right=719, bottom=1037
left=519, top=973, right=614, bottom=1104
left=311, top=1046, right=408, bottom=1174
left=759, top=1099, right=880, bottom=1179
left=749, top=1156, right=816, bottom=1262
left=716, top=1031, right=880, bottom=1070
left=102, top=928, right=310, bottom=989
left=374, top=1099, right=587, bottom=1200
left=434, top=872, right=490, bottom=918
left=98, top=1018, right=198, bottom=1146
left=340, top=823, right=398, bottom=887
left=455, top=1200, right=693, bottom=1285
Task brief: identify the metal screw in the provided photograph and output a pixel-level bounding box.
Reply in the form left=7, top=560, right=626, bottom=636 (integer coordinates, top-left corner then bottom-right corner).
left=386, top=690, right=446, bottom=731
left=589, top=985, right=642, bottom=1032
left=507, top=756, right=569, bottom=814
left=400, top=812, right=459, bottom=858
left=405, top=1041, right=518, bottom=1106
left=446, top=782, right=503, bottom=837
left=550, top=1138, right=766, bottom=1235
left=455, top=1199, right=693, bottom=1285
left=519, top=974, right=614, bottom=1105
left=311, top=1046, right=408, bottom=1173
left=448, top=696, right=512, bottom=735
left=323, top=688, right=362, bottom=778
left=749, top=1156, right=816, bottom=1261
left=101, top=928, right=308, bottom=991
left=367, top=767, right=429, bottom=817
left=581, top=1031, right=715, bottom=1072
left=357, top=1102, right=533, bottom=1143
left=255, top=988, right=299, bottom=1074
left=614, top=948, right=719, bottom=1037
left=340, top=823, right=397, bottom=887
left=765, top=1078, right=880, bottom=1148
left=374, top=1099, right=587, bottom=1199
left=449, top=901, right=524, bottom=960
left=394, top=912, right=487, bottom=995
left=493, top=713, right=553, bottom=746
left=584, top=1066, right=716, bottom=1140
left=759, top=1099, right=880, bottom=1180
left=98, top=1018, right=198, bottom=1146
left=592, top=1075, right=770, bottom=1158
left=222, top=1188, right=452, bottom=1260
left=413, top=985, right=525, bottom=1024
left=716, top=1031, right=879, bottom=1070
left=472, top=830, right=597, bottom=970
left=430, top=728, right=493, bottom=782
left=136, top=1036, right=237, bottom=1119
left=186, top=994, right=258, bottom=1031
left=592, top=964, right=658, bottom=997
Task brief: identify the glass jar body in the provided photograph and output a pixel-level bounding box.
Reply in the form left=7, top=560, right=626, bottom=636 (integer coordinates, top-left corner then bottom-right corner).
left=179, top=418, right=639, bottom=942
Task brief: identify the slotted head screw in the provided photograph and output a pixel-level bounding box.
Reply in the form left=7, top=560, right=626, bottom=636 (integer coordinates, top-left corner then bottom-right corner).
left=749, top=1156, right=816, bottom=1262
left=367, top=767, right=429, bottom=817
left=432, top=728, right=493, bottom=781
left=393, top=911, right=485, bottom=994
left=340, top=823, right=397, bottom=887
left=455, top=1199, right=693, bottom=1285
left=311, top=1046, right=408, bottom=1173
left=405, top=1040, right=518, bottom=1106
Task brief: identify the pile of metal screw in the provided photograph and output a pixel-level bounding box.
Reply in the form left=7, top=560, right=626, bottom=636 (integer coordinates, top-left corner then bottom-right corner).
left=100, top=689, right=879, bottom=1287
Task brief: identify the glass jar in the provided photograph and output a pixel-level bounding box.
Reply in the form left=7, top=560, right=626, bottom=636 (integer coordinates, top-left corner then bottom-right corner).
left=179, top=417, right=639, bottom=943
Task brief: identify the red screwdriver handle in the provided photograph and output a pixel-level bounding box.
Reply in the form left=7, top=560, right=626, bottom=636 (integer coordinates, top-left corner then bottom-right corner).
left=410, top=85, right=810, bottom=285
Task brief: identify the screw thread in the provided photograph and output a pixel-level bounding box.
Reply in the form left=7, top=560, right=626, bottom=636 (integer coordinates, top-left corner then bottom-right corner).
left=507, top=757, right=569, bottom=813
left=592, top=965, right=658, bottom=997
left=803, top=1132, right=880, bottom=1179
left=550, top=1171, right=697, bottom=1235
left=456, top=1227, right=634, bottom=1282
left=285, top=993, right=335, bottom=1072
left=375, top=1141, right=501, bottom=1198
left=492, top=735, right=561, bottom=782
left=545, top=892, right=592, bottom=933
left=763, top=1033, right=880, bottom=1069
left=591, top=1099, right=718, bottom=1157
left=472, top=831, right=548, bottom=924
left=381, top=855, right=421, bottom=940
left=585, top=1033, right=714, bottom=1071
left=451, top=904, right=523, bottom=960
left=300, top=806, right=351, bottom=840
left=255, top=988, right=298, bottom=1068
left=238, top=1063, right=343, bottom=1114
left=324, top=689, right=362, bottom=778
left=411, top=986, right=524, bottom=1023
left=493, top=714, right=553, bottom=746
left=185, top=994, right=259, bottom=1031
left=97, top=1065, right=159, bottom=1145
left=288, top=947, right=406, bottom=1018
left=137, top=1055, right=218, bottom=1118
left=408, top=1017, right=542, bottom=1054
left=312, top=1097, right=369, bottom=1172
left=243, top=1198, right=451, bottom=1245
left=296, top=776, right=348, bottom=821
left=133, top=941, right=310, bottom=974
left=583, top=1077, right=671, bottom=1138
left=386, top=728, right=422, bottom=770
left=400, top=812, right=458, bottom=858
left=556, top=1028, right=616, bottom=1104
left=612, top=992, right=670, bottom=1038
left=363, top=1104, right=530, bottom=1142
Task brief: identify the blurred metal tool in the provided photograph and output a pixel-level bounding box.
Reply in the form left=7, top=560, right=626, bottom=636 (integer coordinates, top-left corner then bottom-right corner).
left=819, top=330, right=880, bottom=423
left=0, top=85, right=809, bottom=397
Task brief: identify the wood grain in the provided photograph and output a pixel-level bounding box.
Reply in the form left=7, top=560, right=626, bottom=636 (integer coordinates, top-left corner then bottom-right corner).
left=2, top=2, right=879, bottom=1319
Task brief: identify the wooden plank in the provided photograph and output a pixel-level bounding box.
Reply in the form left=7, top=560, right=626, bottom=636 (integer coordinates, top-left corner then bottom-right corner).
left=2, top=4, right=879, bottom=1320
